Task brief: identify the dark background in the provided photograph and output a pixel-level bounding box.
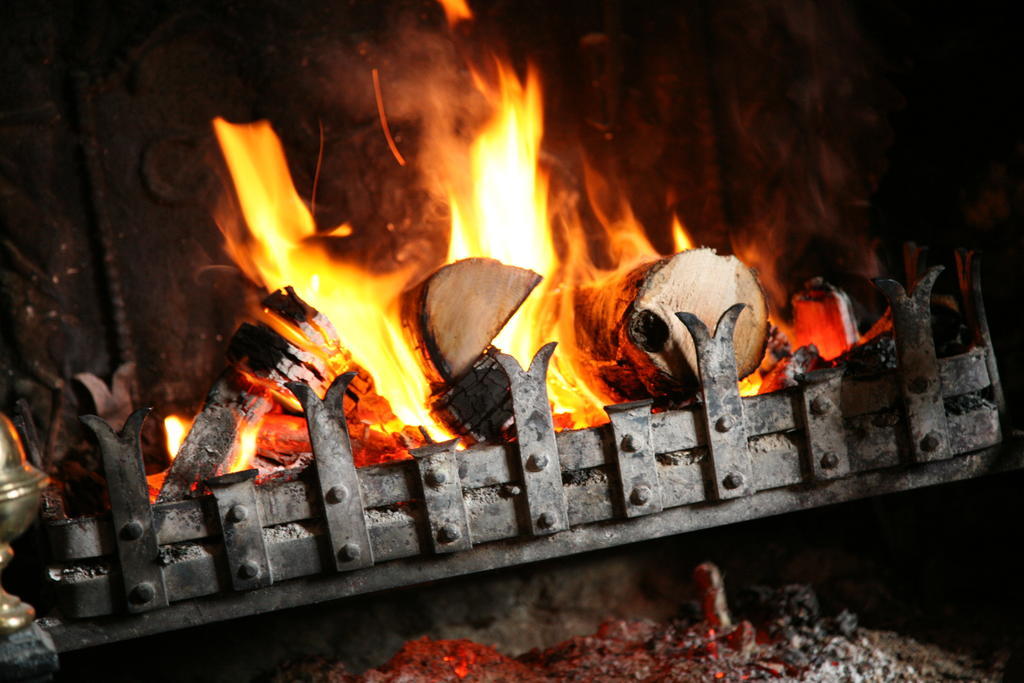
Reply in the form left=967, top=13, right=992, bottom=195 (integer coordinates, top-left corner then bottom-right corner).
left=1, top=0, right=1022, bottom=679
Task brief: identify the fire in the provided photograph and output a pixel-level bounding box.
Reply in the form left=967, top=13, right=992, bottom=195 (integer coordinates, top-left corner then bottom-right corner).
left=212, top=118, right=439, bottom=432
left=163, top=415, right=190, bottom=460
left=212, top=50, right=777, bottom=450
left=228, top=419, right=261, bottom=474
left=672, top=215, right=694, bottom=252
left=437, top=0, right=473, bottom=27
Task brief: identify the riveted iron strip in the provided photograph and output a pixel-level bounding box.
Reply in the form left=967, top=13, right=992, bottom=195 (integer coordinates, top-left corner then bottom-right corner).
left=288, top=375, right=373, bottom=571
left=206, top=470, right=272, bottom=591
left=412, top=440, right=472, bottom=553
left=875, top=267, right=951, bottom=462
left=80, top=409, right=168, bottom=613
left=493, top=343, right=569, bottom=535
left=605, top=400, right=662, bottom=517
left=955, top=249, right=1007, bottom=428
left=797, top=368, right=850, bottom=480
left=677, top=305, right=753, bottom=499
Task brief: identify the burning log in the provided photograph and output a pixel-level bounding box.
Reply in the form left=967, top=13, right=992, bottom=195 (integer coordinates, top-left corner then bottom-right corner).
left=791, top=278, right=858, bottom=361
left=401, top=258, right=540, bottom=442
left=402, top=258, right=541, bottom=382
left=155, top=370, right=273, bottom=502
left=759, top=344, right=823, bottom=394
left=573, top=249, right=770, bottom=401
left=158, top=287, right=345, bottom=502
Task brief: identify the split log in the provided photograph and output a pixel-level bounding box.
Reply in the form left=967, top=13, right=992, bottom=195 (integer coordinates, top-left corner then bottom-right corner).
left=573, top=249, right=770, bottom=401
left=402, top=258, right=541, bottom=382
left=155, top=370, right=273, bottom=502
left=791, top=278, right=858, bottom=361
left=401, top=258, right=539, bottom=442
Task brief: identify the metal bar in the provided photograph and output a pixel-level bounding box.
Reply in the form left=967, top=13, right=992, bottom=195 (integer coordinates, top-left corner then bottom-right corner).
left=494, top=343, right=569, bottom=535
left=902, top=241, right=928, bottom=292
left=44, top=348, right=998, bottom=564
left=605, top=400, right=662, bottom=517
left=206, top=470, right=272, bottom=591
left=288, top=375, right=373, bottom=571
left=45, top=404, right=1004, bottom=620
left=677, top=305, right=753, bottom=499
left=79, top=409, right=168, bottom=612
left=42, top=434, right=1024, bottom=653
left=412, top=440, right=472, bottom=553
left=797, top=368, right=850, bottom=480
left=955, top=249, right=1007, bottom=427
left=875, top=267, right=951, bottom=462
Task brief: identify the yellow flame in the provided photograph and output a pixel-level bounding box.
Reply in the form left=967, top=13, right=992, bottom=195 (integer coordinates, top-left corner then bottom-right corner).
left=163, top=415, right=190, bottom=461
left=671, top=215, right=694, bottom=252
left=213, top=118, right=439, bottom=430
left=445, top=63, right=609, bottom=424
left=228, top=419, right=261, bottom=474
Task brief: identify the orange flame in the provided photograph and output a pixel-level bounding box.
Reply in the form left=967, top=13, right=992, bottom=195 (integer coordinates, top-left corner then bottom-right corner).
left=228, top=419, right=261, bottom=474
left=212, top=54, right=774, bottom=445
left=672, top=215, right=694, bottom=252
left=212, top=118, right=440, bottom=433
left=437, top=0, right=473, bottom=27
left=163, top=415, right=190, bottom=461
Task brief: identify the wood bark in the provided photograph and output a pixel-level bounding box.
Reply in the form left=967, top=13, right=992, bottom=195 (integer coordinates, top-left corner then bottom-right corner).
left=572, top=248, right=770, bottom=401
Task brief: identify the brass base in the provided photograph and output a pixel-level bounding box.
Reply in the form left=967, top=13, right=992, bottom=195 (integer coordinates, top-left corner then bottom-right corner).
left=0, top=545, right=35, bottom=636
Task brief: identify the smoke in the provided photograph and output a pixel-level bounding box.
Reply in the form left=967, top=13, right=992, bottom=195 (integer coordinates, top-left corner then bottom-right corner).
left=709, top=0, right=896, bottom=318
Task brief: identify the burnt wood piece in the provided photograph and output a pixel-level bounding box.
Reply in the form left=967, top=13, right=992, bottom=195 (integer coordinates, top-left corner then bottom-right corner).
left=261, top=286, right=342, bottom=353
left=227, top=323, right=331, bottom=399
left=791, top=278, right=858, bottom=361
left=155, top=371, right=273, bottom=503
left=694, top=561, right=732, bottom=628
left=573, top=249, right=770, bottom=401
left=760, top=344, right=823, bottom=394
left=430, top=348, right=514, bottom=443
left=401, top=258, right=541, bottom=383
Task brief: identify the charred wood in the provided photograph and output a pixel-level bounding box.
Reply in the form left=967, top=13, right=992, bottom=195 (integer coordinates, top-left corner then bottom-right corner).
left=155, top=370, right=272, bottom=502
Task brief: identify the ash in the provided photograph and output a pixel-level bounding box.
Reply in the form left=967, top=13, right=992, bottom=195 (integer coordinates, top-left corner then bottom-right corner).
left=264, top=578, right=1001, bottom=681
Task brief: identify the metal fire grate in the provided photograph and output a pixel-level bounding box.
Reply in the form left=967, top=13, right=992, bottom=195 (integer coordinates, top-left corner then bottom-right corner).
left=35, top=252, right=1020, bottom=652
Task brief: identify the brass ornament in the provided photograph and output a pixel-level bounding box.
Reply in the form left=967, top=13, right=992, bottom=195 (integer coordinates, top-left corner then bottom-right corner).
left=0, top=413, right=48, bottom=635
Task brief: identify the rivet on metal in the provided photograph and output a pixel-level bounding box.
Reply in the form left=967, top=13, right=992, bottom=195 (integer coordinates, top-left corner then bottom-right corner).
left=128, top=583, right=155, bottom=605
left=723, top=473, right=744, bottom=490
left=620, top=434, right=637, bottom=452
left=438, top=524, right=461, bottom=543
left=120, top=520, right=143, bottom=541
left=810, top=396, right=832, bottom=416
left=237, top=562, right=260, bottom=580
left=228, top=504, right=249, bottom=522
left=326, top=485, right=348, bottom=505
left=537, top=512, right=556, bottom=529
left=525, top=454, right=549, bottom=472
left=820, top=452, right=840, bottom=470
left=425, top=469, right=448, bottom=488
left=920, top=432, right=941, bottom=453
left=338, top=543, right=361, bottom=562
left=630, top=486, right=652, bottom=506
